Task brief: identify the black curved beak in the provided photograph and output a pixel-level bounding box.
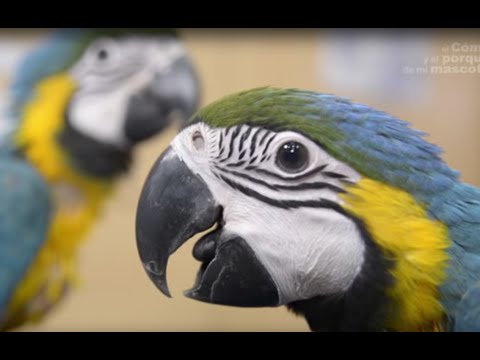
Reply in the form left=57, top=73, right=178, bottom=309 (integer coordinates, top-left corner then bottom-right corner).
left=135, top=147, right=219, bottom=297
left=136, top=147, right=280, bottom=307
left=125, top=56, right=200, bottom=145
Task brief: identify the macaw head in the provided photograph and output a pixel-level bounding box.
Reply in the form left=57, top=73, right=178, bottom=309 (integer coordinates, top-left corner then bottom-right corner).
left=10, top=28, right=200, bottom=177
left=135, top=87, right=462, bottom=331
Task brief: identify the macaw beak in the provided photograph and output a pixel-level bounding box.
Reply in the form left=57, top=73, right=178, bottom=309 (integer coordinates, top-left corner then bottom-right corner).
left=135, top=146, right=280, bottom=307
left=124, top=56, right=200, bottom=144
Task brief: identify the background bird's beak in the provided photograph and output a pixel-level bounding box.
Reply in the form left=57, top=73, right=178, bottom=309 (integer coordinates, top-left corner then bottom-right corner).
left=124, top=56, right=200, bottom=145
left=136, top=147, right=280, bottom=307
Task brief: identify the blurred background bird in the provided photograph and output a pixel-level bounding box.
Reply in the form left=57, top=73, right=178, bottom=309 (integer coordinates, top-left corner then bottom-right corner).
left=0, top=28, right=200, bottom=331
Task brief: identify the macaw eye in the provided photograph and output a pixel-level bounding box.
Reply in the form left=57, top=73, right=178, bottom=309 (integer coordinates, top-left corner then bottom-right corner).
left=275, top=141, right=309, bottom=173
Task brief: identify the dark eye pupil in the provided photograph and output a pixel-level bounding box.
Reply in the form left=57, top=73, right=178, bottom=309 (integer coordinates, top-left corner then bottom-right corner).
left=276, top=141, right=308, bottom=173
left=98, top=49, right=108, bottom=60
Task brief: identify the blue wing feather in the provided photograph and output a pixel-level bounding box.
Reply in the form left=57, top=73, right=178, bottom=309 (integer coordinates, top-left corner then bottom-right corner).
left=0, top=155, right=52, bottom=326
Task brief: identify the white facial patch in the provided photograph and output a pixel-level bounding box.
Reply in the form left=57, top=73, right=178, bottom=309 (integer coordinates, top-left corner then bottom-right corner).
left=225, top=203, right=366, bottom=303
left=68, top=36, right=187, bottom=148
left=171, top=123, right=366, bottom=304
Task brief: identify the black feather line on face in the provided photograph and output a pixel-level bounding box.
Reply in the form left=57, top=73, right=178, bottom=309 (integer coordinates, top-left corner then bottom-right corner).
left=218, top=132, right=224, bottom=151
left=224, top=126, right=234, bottom=137
left=248, top=156, right=258, bottom=166
left=239, top=126, right=253, bottom=153
left=238, top=149, right=247, bottom=161
left=262, top=133, right=277, bottom=157
left=226, top=127, right=241, bottom=160
left=323, top=171, right=348, bottom=180
left=215, top=166, right=346, bottom=193
left=258, top=130, right=270, bottom=146
left=218, top=174, right=346, bottom=210
left=226, top=161, right=247, bottom=168
left=254, top=164, right=328, bottom=182
left=249, top=128, right=261, bottom=157
left=287, top=214, right=393, bottom=332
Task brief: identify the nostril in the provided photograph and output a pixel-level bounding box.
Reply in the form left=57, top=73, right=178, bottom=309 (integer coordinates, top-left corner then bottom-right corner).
left=192, top=131, right=205, bottom=151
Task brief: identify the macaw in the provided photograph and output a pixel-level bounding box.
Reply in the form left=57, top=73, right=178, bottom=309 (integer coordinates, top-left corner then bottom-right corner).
left=0, top=28, right=200, bottom=331
left=135, top=87, right=480, bottom=332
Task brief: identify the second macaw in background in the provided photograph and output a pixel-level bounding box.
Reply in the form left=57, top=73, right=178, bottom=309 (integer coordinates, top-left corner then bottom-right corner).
left=0, top=28, right=200, bottom=331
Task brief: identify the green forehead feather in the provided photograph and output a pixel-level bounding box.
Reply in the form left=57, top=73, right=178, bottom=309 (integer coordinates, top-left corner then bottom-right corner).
left=196, top=87, right=344, bottom=148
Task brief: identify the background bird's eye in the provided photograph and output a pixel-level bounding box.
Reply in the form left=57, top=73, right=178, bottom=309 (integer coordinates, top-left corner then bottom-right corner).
left=87, top=38, right=118, bottom=67
left=97, top=48, right=109, bottom=60
left=276, top=141, right=309, bottom=173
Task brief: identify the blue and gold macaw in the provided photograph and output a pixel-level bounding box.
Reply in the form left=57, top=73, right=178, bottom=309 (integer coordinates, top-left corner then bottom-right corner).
left=0, top=28, right=200, bottom=330
left=135, top=87, right=480, bottom=332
